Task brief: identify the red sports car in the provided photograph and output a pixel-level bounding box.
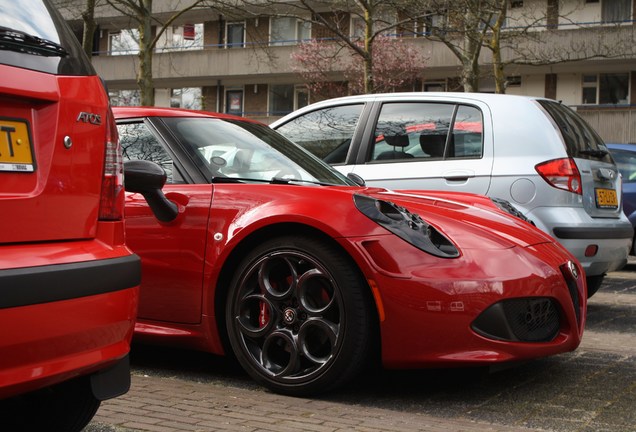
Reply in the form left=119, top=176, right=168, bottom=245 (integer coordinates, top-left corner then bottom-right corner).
left=116, top=107, right=586, bottom=396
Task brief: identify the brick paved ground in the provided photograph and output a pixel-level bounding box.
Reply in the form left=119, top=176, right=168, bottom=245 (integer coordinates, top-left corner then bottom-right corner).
left=86, top=267, right=636, bottom=432
left=90, top=374, right=539, bottom=432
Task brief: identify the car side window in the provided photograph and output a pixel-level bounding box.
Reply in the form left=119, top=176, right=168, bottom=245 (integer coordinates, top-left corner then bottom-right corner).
left=118, top=122, right=182, bottom=184
left=368, top=102, right=483, bottom=162
left=274, top=104, right=364, bottom=164
left=450, top=105, right=483, bottom=158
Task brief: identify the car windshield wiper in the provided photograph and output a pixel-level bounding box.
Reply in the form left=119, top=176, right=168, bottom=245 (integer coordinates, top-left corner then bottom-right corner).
left=211, top=176, right=334, bottom=186
left=580, top=148, right=608, bottom=158
left=0, top=26, right=68, bottom=57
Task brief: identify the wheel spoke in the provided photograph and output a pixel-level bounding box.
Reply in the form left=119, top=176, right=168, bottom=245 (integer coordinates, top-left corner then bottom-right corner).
left=235, top=294, right=276, bottom=338
left=297, top=268, right=336, bottom=315
left=258, top=255, right=297, bottom=300
left=260, top=331, right=299, bottom=377
left=298, top=318, right=339, bottom=364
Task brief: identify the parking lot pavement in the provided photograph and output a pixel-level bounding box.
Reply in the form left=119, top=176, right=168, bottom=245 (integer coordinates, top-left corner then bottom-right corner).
left=89, top=374, right=538, bottom=432
left=86, top=266, right=636, bottom=432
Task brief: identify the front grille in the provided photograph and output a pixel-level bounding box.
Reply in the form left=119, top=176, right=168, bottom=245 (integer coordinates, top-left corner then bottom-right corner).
left=502, top=298, right=560, bottom=342
left=472, top=297, right=560, bottom=343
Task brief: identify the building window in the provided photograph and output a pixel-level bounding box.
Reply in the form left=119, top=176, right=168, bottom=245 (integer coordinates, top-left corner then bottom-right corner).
left=506, top=76, right=522, bottom=87
left=157, top=24, right=203, bottom=52
left=350, top=9, right=397, bottom=38
left=350, top=16, right=365, bottom=39
left=602, top=0, right=631, bottom=22
left=170, top=88, right=202, bottom=109
left=108, top=30, right=139, bottom=55
left=582, top=73, right=629, bottom=105
left=510, top=0, right=523, bottom=8
left=270, top=17, right=311, bottom=46
left=424, top=13, right=446, bottom=35
left=424, top=81, right=446, bottom=92
left=226, top=22, right=245, bottom=48
left=225, top=89, right=244, bottom=115
left=270, top=85, right=295, bottom=116
left=582, top=75, right=597, bottom=104
left=109, top=89, right=140, bottom=106
left=295, top=87, right=309, bottom=110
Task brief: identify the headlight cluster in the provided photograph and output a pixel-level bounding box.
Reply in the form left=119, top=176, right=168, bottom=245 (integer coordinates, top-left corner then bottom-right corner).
left=353, top=194, right=459, bottom=258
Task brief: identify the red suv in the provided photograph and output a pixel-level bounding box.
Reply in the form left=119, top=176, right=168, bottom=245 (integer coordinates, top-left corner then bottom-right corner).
left=0, top=1, right=140, bottom=430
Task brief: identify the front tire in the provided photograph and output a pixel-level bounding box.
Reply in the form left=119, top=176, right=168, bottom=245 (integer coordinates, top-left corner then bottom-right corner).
left=225, top=235, right=375, bottom=396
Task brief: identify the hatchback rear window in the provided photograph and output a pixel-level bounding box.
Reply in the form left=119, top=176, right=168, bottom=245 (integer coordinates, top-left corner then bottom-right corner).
left=0, top=0, right=95, bottom=75
left=537, top=100, right=612, bottom=163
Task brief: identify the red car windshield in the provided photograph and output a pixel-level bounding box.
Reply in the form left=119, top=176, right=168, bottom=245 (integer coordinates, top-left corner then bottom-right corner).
left=161, top=116, right=356, bottom=186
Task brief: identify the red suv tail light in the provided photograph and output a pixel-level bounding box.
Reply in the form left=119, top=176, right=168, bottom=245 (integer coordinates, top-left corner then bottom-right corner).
left=535, top=157, right=582, bottom=195
left=99, top=108, right=125, bottom=220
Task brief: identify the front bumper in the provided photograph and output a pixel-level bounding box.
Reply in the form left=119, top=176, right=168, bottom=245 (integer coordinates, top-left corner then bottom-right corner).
left=348, top=235, right=586, bottom=369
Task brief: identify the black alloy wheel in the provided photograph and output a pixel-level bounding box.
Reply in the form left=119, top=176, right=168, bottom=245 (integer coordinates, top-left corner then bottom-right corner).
left=226, top=235, right=375, bottom=396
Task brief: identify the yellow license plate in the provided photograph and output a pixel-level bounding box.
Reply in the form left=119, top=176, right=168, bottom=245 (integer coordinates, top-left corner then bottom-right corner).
left=595, top=188, right=618, bottom=209
left=0, top=118, right=35, bottom=172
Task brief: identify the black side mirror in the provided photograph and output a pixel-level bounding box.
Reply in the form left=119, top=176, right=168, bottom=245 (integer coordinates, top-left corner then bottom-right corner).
left=124, top=160, right=178, bottom=223
left=347, top=172, right=366, bottom=187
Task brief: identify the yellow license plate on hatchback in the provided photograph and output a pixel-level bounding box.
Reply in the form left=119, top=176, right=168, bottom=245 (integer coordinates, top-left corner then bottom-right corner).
left=595, top=188, right=618, bottom=209
left=0, top=118, right=35, bottom=172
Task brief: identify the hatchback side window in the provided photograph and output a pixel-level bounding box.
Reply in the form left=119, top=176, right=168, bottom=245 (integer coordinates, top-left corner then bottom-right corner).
left=450, top=105, right=483, bottom=158
left=274, top=104, right=364, bottom=164
left=370, top=103, right=454, bottom=162
left=369, top=102, right=483, bottom=162
left=118, top=122, right=182, bottom=183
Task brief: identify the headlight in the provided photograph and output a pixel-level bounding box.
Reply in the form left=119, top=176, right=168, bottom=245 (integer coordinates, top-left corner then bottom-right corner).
left=490, top=197, right=534, bottom=225
left=353, top=194, right=459, bottom=258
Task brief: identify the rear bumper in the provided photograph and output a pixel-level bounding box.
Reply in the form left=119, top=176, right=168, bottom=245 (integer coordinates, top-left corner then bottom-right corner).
left=552, top=226, right=634, bottom=240
left=0, top=254, right=140, bottom=308
left=0, top=255, right=140, bottom=399
left=526, top=206, right=633, bottom=276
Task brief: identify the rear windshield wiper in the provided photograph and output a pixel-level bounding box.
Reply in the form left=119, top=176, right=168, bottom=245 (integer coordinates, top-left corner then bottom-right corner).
left=579, top=148, right=608, bottom=158
left=0, top=26, right=68, bottom=57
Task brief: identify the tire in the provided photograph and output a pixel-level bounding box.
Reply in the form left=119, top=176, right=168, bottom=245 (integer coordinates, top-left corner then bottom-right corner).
left=225, top=235, right=375, bottom=396
left=0, top=375, right=101, bottom=432
left=586, top=274, right=605, bottom=298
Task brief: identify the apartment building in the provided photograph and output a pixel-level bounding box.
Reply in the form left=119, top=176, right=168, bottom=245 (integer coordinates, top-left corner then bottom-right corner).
left=58, top=0, right=636, bottom=142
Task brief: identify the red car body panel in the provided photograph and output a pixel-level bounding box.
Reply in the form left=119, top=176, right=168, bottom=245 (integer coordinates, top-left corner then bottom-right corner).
left=1, top=66, right=140, bottom=400
left=116, top=107, right=585, bottom=375
left=0, top=69, right=108, bottom=243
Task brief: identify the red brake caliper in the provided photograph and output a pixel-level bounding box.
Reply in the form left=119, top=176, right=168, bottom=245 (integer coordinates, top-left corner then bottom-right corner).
left=259, top=301, right=268, bottom=328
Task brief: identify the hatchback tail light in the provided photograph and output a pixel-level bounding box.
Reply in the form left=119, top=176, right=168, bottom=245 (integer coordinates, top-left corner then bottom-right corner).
left=535, top=158, right=582, bottom=195
left=99, top=108, right=125, bottom=220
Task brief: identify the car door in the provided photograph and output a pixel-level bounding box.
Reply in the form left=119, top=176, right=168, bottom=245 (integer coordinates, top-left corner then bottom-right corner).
left=348, top=100, right=494, bottom=195
left=119, top=118, right=212, bottom=324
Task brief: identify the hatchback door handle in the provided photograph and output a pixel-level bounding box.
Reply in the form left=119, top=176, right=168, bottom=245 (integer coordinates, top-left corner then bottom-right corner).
left=443, top=171, right=475, bottom=182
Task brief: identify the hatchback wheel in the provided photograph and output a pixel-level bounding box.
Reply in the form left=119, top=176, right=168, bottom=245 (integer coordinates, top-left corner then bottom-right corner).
left=586, top=274, right=605, bottom=298
left=226, top=235, right=375, bottom=396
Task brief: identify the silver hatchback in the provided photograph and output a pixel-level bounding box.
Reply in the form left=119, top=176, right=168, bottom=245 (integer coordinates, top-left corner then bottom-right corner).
left=271, top=92, right=633, bottom=297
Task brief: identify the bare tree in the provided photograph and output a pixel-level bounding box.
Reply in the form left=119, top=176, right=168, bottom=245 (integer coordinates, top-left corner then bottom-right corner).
left=217, top=0, right=431, bottom=94
left=291, top=34, right=426, bottom=98
left=103, top=0, right=211, bottom=105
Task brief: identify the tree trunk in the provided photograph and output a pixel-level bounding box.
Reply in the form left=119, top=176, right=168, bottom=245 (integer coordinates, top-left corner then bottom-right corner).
left=491, top=0, right=508, bottom=94
left=81, top=0, right=96, bottom=58
left=137, top=0, right=155, bottom=106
